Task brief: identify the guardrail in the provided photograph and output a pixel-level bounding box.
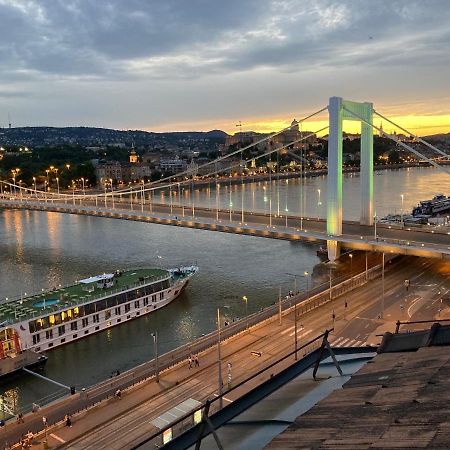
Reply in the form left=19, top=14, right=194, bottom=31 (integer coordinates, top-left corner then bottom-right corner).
left=394, top=317, right=450, bottom=333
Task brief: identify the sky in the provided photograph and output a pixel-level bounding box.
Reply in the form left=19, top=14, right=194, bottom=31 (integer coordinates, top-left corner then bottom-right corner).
left=1, top=0, right=450, bottom=135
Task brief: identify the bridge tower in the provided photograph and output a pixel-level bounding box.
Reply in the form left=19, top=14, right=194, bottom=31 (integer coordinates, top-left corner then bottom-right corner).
left=327, top=97, right=373, bottom=261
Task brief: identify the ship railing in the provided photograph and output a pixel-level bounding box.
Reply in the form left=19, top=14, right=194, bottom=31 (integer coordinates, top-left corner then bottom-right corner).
left=4, top=274, right=172, bottom=323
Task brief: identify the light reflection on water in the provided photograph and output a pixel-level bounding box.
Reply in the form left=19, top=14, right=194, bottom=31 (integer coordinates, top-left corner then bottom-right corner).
left=0, top=166, right=448, bottom=412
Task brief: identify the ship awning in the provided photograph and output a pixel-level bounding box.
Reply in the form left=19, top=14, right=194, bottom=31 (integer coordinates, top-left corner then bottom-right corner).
left=79, top=274, right=114, bottom=284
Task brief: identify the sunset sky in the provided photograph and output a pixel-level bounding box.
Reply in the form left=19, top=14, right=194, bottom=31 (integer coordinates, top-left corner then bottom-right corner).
left=1, top=0, right=450, bottom=136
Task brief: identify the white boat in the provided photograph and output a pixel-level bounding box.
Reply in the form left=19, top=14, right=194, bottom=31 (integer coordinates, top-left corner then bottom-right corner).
left=0, top=266, right=198, bottom=358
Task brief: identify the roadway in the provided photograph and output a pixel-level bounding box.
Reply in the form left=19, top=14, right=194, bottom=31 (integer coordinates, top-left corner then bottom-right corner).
left=3, top=255, right=447, bottom=450
left=1, top=196, right=450, bottom=259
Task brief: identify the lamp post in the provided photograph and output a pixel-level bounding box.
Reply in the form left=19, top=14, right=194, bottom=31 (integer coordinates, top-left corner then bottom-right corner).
left=401, top=194, right=404, bottom=227
left=303, top=271, right=310, bottom=302
left=243, top=296, right=248, bottom=329
left=81, top=177, right=85, bottom=197
left=349, top=253, right=353, bottom=287
left=317, top=188, right=322, bottom=219
left=152, top=332, right=159, bottom=382
left=141, top=180, right=145, bottom=213
left=216, top=183, right=220, bottom=221
left=56, top=177, right=60, bottom=197
left=374, top=211, right=377, bottom=240
left=33, top=177, right=37, bottom=198
left=110, top=179, right=115, bottom=209
left=217, top=307, right=223, bottom=409
left=381, top=252, right=385, bottom=319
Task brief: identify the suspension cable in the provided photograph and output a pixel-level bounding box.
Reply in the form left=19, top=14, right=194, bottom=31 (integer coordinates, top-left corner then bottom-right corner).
left=110, top=106, right=328, bottom=195
left=0, top=108, right=328, bottom=199
left=342, top=107, right=450, bottom=176
left=374, top=110, right=449, bottom=159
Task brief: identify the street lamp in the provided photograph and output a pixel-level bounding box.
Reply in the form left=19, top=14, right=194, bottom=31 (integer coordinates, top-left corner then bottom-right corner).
left=217, top=307, right=223, bottom=408
left=110, top=178, right=115, bottom=209
left=81, top=177, right=85, bottom=197
left=381, top=252, right=385, bottom=319
left=349, top=253, right=353, bottom=286
left=56, top=177, right=60, bottom=197
left=151, top=332, right=159, bottom=382
left=400, top=194, right=404, bottom=227
left=242, top=296, right=248, bottom=329
left=216, top=183, right=220, bottom=221
left=303, top=271, right=310, bottom=302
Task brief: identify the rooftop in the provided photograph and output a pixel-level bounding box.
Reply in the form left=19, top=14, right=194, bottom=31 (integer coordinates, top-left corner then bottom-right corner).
left=0, top=268, right=169, bottom=325
left=266, top=323, right=450, bottom=449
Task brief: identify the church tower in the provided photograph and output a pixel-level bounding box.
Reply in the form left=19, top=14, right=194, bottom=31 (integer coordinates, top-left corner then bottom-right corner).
left=129, top=143, right=138, bottom=163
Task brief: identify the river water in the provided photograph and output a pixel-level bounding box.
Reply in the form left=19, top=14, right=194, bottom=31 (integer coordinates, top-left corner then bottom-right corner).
left=0, top=166, right=448, bottom=413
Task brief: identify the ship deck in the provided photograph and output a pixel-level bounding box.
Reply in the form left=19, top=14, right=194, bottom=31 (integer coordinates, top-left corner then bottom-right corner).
left=0, top=268, right=169, bottom=325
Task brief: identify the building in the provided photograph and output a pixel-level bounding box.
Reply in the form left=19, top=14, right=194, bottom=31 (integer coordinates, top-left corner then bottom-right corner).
left=121, top=163, right=151, bottom=183
left=95, top=161, right=123, bottom=185
left=159, top=157, right=187, bottom=174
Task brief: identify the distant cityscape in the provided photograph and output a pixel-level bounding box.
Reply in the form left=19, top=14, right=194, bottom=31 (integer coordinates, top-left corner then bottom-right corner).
left=0, top=121, right=449, bottom=191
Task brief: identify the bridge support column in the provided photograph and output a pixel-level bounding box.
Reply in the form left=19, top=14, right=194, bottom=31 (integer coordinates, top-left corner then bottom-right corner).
left=327, top=97, right=374, bottom=261
left=360, top=103, right=374, bottom=225
left=327, top=97, right=343, bottom=262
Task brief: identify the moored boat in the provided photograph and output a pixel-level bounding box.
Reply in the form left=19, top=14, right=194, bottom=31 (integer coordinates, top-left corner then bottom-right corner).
left=0, top=266, right=198, bottom=358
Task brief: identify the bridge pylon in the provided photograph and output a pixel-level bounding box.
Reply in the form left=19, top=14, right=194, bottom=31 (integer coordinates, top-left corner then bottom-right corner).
left=327, top=97, right=373, bottom=262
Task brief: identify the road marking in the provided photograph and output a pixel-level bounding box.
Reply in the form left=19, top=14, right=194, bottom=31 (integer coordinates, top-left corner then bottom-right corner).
left=337, top=338, right=350, bottom=347
left=407, top=296, right=422, bottom=318
left=331, top=337, right=345, bottom=346
left=289, top=329, right=312, bottom=338
left=280, top=325, right=295, bottom=335
left=50, top=434, right=66, bottom=444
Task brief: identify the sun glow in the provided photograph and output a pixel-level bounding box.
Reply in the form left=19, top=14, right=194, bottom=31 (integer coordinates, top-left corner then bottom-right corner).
left=147, top=113, right=450, bottom=137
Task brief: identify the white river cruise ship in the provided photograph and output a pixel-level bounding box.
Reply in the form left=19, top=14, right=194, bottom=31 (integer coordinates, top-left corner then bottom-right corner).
left=0, top=266, right=197, bottom=360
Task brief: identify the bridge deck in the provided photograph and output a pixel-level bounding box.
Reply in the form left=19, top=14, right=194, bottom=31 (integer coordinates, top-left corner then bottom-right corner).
left=1, top=198, right=449, bottom=260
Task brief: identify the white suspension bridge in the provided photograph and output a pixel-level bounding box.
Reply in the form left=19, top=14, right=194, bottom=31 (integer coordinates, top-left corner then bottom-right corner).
left=1, top=97, right=449, bottom=261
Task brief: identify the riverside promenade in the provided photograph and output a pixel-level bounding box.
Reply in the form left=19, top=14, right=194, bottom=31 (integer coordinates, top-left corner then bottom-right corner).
left=2, top=255, right=446, bottom=449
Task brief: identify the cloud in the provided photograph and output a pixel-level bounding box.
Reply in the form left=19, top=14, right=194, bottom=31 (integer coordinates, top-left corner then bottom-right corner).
left=1, top=0, right=450, bottom=130
left=0, top=0, right=449, bottom=81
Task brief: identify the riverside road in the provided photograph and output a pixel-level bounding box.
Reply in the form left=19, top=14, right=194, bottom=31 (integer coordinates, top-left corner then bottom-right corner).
left=1, top=255, right=449, bottom=449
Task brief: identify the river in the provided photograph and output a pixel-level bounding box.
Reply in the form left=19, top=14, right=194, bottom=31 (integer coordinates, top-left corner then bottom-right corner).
left=0, top=166, right=448, bottom=413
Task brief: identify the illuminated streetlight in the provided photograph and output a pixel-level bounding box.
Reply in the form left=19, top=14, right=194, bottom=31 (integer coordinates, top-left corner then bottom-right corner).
left=243, top=296, right=248, bottom=329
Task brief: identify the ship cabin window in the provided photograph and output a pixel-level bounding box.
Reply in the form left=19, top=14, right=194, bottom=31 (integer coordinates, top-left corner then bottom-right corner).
left=71, top=321, right=78, bottom=331
left=27, top=283, right=170, bottom=333
left=115, top=307, right=121, bottom=315
left=82, top=318, right=89, bottom=328
left=61, top=338, right=66, bottom=343
left=160, top=292, right=164, bottom=300
left=105, top=310, right=111, bottom=320
left=93, top=314, right=100, bottom=323
left=32, top=334, right=40, bottom=345
left=144, top=298, right=149, bottom=306
left=134, top=300, right=140, bottom=309
left=58, top=325, right=65, bottom=336
left=45, top=330, right=53, bottom=340
left=124, top=304, right=131, bottom=313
